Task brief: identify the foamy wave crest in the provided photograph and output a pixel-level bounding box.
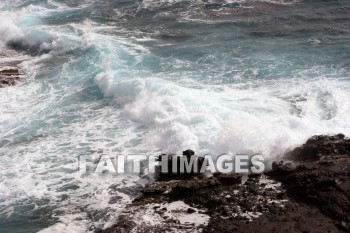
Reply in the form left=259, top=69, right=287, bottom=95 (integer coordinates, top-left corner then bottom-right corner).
left=96, top=69, right=350, bottom=163
left=1, top=0, right=350, bottom=232
left=0, top=13, right=23, bottom=45
left=0, top=6, right=93, bottom=56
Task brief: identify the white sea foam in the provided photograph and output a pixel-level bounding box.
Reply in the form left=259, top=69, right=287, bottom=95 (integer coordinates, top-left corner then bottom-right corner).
left=95, top=71, right=350, bottom=164
left=117, top=201, right=210, bottom=232
left=1, top=0, right=350, bottom=232
left=0, top=13, right=23, bottom=45
left=38, top=213, right=89, bottom=233
left=0, top=5, right=144, bottom=232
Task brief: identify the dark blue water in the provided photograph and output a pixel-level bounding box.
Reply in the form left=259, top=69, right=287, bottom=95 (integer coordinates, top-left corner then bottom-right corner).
left=0, top=0, right=350, bottom=232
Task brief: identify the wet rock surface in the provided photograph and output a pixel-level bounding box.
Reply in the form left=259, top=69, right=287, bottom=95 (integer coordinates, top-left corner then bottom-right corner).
left=101, top=135, right=350, bottom=233
left=268, top=134, right=350, bottom=232
left=0, top=49, right=28, bottom=87
left=0, top=68, right=20, bottom=87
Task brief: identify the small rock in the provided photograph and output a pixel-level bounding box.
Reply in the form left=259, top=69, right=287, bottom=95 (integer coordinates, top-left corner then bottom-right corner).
left=187, top=208, right=196, bottom=214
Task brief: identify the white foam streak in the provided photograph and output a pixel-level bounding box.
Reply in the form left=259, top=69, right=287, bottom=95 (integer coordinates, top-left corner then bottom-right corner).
left=38, top=214, right=89, bottom=233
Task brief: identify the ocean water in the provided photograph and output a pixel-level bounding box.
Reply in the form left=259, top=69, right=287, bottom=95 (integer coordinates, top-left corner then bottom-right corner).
left=0, top=0, right=350, bottom=232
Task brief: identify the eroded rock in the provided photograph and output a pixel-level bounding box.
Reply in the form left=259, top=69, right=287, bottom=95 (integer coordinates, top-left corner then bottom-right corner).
left=101, top=136, right=350, bottom=233
left=0, top=67, right=21, bottom=87
left=269, top=134, right=350, bottom=231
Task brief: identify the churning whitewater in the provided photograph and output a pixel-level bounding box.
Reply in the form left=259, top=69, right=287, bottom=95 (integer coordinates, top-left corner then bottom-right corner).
left=0, top=0, right=350, bottom=232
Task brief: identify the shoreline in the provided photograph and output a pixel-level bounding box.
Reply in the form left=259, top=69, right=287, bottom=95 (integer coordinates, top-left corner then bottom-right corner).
left=101, top=134, right=350, bottom=233
left=0, top=49, right=28, bottom=88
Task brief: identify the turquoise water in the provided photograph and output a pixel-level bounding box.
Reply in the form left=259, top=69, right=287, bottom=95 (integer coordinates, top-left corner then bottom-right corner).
left=1, top=0, right=350, bottom=232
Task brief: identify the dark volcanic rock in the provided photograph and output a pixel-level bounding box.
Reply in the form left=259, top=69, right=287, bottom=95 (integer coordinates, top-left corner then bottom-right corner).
left=0, top=68, right=19, bottom=75
left=0, top=68, right=21, bottom=87
left=214, top=172, right=242, bottom=185
left=101, top=137, right=350, bottom=233
left=286, top=133, right=350, bottom=161
left=142, top=174, right=234, bottom=195
left=103, top=171, right=340, bottom=233
left=156, top=152, right=206, bottom=181
left=269, top=134, right=350, bottom=232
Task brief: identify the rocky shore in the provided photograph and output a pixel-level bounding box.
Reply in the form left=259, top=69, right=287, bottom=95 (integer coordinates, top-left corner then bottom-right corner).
left=101, top=134, right=350, bottom=233
left=0, top=67, right=21, bottom=87
left=0, top=49, right=28, bottom=88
